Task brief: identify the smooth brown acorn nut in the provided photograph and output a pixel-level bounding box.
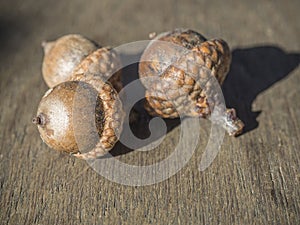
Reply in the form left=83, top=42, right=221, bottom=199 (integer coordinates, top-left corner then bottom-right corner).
left=42, top=34, right=98, bottom=88
left=33, top=78, right=124, bottom=159
left=42, top=34, right=122, bottom=92
left=139, top=29, right=244, bottom=136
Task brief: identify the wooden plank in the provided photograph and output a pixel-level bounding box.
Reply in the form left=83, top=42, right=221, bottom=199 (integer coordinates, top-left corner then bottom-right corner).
left=0, top=0, right=299, bottom=224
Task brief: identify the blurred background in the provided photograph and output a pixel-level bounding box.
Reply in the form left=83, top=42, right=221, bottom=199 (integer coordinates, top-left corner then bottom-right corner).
left=0, top=0, right=299, bottom=224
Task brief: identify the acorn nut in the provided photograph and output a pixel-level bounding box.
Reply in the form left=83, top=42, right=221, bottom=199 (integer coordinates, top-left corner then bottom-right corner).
left=33, top=77, right=124, bottom=159
left=139, top=29, right=244, bottom=136
left=42, top=34, right=122, bottom=92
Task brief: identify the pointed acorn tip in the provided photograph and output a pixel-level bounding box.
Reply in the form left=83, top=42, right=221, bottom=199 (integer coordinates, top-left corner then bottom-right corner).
left=32, top=114, right=46, bottom=126
left=41, top=41, right=47, bottom=48
left=41, top=41, right=54, bottom=54
left=32, top=116, right=41, bottom=125
left=149, top=32, right=157, bottom=39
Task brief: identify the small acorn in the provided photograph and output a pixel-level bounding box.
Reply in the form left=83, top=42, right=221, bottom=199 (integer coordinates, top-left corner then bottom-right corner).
left=42, top=34, right=122, bottom=91
left=33, top=77, right=124, bottom=159
left=139, top=29, right=244, bottom=136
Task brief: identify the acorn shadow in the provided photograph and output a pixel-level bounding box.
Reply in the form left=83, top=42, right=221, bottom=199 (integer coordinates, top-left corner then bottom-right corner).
left=110, top=60, right=181, bottom=156
left=222, top=46, right=300, bottom=134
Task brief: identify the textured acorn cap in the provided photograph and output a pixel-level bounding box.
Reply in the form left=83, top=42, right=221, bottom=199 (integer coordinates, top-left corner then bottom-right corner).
left=72, top=47, right=123, bottom=92
left=139, top=29, right=231, bottom=117
left=139, top=29, right=244, bottom=136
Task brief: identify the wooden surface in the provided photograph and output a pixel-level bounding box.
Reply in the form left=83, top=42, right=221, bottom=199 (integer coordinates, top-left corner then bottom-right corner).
left=0, top=0, right=300, bottom=224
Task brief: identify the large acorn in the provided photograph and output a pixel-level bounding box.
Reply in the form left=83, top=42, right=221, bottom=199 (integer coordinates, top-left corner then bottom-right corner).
left=33, top=76, right=124, bottom=159
left=139, top=29, right=244, bottom=136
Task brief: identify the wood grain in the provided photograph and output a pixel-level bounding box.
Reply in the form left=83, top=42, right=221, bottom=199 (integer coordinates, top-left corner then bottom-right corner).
left=0, top=0, right=299, bottom=224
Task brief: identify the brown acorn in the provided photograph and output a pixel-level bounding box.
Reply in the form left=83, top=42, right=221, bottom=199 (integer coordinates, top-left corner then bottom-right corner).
left=42, top=34, right=122, bottom=92
left=33, top=77, right=124, bottom=159
left=139, top=29, right=244, bottom=136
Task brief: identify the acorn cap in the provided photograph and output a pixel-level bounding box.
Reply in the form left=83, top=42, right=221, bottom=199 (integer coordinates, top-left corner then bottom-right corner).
left=70, top=74, right=124, bottom=159
left=139, top=29, right=244, bottom=136
left=72, top=47, right=123, bottom=92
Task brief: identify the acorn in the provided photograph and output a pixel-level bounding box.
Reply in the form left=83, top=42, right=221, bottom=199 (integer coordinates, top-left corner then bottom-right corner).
left=139, top=29, right=244, bottom=136
left=42, top=34, right=122, bottom=92
left=32, top=77, right=124, bottom=159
